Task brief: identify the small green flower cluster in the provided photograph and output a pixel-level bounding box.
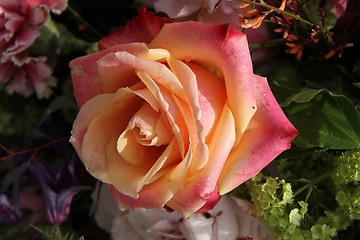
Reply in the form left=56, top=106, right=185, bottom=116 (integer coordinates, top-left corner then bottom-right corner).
left=333, top=150, right=360, bottom=220
left=244, top=149, right=360, bottom=240
left=246, top=175, right=317, bottom=240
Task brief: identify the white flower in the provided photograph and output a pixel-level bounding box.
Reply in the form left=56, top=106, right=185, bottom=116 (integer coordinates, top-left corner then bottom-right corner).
left=91, top=182, right=121, bottom=232
left=92, top=183, right=274, bottom=240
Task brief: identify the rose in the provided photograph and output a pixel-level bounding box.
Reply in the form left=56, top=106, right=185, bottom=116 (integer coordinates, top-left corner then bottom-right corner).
left=69, top=7, right=297, bottom=216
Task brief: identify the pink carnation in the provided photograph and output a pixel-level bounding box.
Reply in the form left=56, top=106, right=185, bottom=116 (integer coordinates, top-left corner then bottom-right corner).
left=0, top=0, right=59, bottom=98
left=0, top=60, right=56, bottom=99
left=26, top=0, right=68, bottom=14
left=0, top=0, right=49, bottom=65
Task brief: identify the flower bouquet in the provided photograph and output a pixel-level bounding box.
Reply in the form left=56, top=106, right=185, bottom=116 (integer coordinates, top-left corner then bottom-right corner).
left=0, top=0, right=359, bottom=239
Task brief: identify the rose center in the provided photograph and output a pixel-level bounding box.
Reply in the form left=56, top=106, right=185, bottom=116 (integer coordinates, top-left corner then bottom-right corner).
left=116, top=102, right=173, bottom=166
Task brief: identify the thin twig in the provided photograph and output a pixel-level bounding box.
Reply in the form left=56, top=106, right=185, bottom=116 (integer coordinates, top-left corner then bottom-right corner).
left=67, top=5, right=102, bottom=38
left=0, top=143, right=13, bottom=154
left=0, top=136, right=70, bottom=161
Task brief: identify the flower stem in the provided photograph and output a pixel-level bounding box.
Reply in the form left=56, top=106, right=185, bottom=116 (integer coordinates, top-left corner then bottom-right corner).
left=295, top=0, right=315, bottom=25
left=293, top=169, right=334, bottom=198
left=67, top=6, right=102, bottom=38
left=249, top=38, right=287, bottom=50
left=239, top=0, right=314, bottom=26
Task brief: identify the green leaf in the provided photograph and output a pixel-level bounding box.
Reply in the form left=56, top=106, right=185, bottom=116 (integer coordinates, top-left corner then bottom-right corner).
left=281, top=88, right=323, bottom=107
left=1, top=163, right=28, bottom=192
left=283, top=89, right=360, bottom=149
left=270, top=81, right=299, bottom=107
left=323, top=2, right=337, bottom=31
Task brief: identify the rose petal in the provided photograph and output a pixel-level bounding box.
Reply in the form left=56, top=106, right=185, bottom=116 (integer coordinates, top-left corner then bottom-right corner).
left=109, top=138, right=194, bottom=210
left=71, top=88, right=143, bottom=183
left=149, top=22, right=257, bottom=145
left=218, top=75, right=298, bottom=194
left=69, top=43, right=149, bottom=107
left=167, top=59, right=227, bottom=172
left=98, top=50, right=186, bottom=100
left=117, top=129, right=164, bottom=166
left=194, top=185, right=220, bottom=214
left=167, top=103, right=236, bottom=216
left=186, top=62, right=227, bottom=142
left=108, top=133, right=167, bottom=198
left=136, top=71, right=187, bottom=158
left=109, top=159, right=186, bottom=209
left=127, top=103, right=158, bottom=141
left=132, top=88, right=160, bottom=112
left=99, top=6, right=174, bottom=50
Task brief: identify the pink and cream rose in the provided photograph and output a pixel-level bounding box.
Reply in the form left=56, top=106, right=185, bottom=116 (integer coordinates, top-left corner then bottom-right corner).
left=69, top=7, right=297, bottom=216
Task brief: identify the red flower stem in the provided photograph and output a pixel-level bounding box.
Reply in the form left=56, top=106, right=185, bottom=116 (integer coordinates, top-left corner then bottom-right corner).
left=28, top=151, right=38, bottom=162
left=0, top=136, right=70, bottom=161
left=0, top=143, right=13, bottom=154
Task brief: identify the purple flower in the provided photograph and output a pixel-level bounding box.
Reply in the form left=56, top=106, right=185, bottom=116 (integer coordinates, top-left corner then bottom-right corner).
left=0, top=195, right=20, bottom=226
left=0, top=180, right=21, bottom=227
left=29, top=160, right=91, bottom=225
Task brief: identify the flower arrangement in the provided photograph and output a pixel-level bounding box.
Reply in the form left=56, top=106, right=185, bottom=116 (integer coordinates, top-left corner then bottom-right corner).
left=0, top=0, right=359, bottom=239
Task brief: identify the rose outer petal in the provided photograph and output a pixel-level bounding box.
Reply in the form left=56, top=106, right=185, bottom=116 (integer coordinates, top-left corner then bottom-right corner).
left=99, top=6, right=174, bottom=50
left=69, top=43, right=149, bottom=108
left=218, top=75, right=298, bottom=194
